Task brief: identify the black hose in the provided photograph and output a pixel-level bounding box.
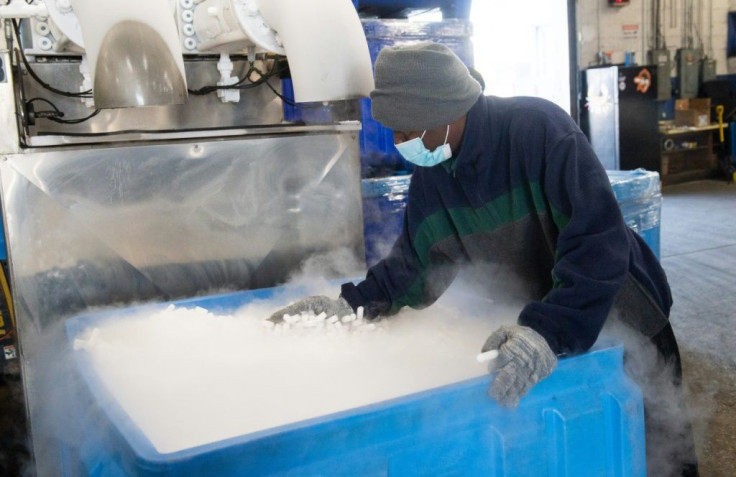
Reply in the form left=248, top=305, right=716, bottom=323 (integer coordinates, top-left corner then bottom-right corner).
left=11, top=19, right=92, bottom=98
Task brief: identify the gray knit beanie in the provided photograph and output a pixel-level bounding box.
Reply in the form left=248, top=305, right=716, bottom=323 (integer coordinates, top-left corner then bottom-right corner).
left=370, top=42, right=482, bottom=132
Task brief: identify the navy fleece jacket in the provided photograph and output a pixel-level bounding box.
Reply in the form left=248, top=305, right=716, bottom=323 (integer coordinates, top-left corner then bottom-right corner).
left=342, top=95, right=671, bottom=355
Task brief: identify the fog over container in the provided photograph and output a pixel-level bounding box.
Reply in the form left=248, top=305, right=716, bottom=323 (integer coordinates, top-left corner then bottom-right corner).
left=61, top=282, right=646, bottom=476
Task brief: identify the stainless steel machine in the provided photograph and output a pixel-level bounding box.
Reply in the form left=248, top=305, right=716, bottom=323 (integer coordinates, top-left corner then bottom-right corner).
left=0, top=1, right=373, bottom=473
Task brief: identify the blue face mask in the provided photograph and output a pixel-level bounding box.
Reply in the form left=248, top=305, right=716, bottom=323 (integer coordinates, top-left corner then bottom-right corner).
left=395, top=125, right=452, bottom=167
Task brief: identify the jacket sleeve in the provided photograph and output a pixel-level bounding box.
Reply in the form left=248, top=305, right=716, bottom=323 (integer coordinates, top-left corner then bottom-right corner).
left=341, top=173, right=460, bottom=318
left=518, top=129, right=630, bottom=355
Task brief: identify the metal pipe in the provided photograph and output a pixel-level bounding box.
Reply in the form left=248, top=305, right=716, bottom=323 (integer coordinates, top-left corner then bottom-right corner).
left=708, top=0, right=714, bottom=57
left=258, top=0, right=374, bottom=102
left=567, top=0, right=579, bottom=123
left=3, top=17, right=12, bottom=49
left=641, top=0, right=647, bottom=62
left=596, top=0, right=601, bottom=56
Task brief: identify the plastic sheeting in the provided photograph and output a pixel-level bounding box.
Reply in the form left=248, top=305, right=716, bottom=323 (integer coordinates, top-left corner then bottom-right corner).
left=607, top=169, right=663, bottom=258
left=362, top=169, right=663, bottom=267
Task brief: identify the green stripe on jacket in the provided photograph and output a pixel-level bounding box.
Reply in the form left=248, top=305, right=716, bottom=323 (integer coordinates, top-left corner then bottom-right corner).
left=390, top=181, right=571, bottom=313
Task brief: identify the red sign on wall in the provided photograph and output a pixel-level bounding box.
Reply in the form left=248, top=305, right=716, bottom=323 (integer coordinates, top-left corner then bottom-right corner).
left=622, top=24, right=640, bottom=39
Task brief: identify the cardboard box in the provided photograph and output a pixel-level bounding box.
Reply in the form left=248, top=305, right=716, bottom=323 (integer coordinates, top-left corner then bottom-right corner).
left=675, top=98, right=711, bottom=127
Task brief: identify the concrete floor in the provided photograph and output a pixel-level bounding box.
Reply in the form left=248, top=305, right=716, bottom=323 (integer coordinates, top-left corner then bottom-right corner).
left=0, top=179, right=734, bottom=476
left=660, top=180, right=736, bottom=476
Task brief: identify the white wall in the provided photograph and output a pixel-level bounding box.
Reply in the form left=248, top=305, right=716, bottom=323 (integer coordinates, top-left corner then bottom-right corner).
left=577, top=0, right=731, bottom=76
left=471, top=0, right=571, bottom=113
left=469, top=1, right=736, bottom=112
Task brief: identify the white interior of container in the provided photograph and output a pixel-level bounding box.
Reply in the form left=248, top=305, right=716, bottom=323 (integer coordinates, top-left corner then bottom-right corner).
left=73, top=281, right=518, bottom=454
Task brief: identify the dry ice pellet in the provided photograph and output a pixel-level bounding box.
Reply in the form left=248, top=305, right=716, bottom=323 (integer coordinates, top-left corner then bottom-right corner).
left=71, top=290, right=517, bottom=454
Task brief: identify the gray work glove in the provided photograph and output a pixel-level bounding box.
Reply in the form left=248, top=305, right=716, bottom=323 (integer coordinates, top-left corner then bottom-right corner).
left=268, top=295, right=353, bottom=323
left=481, top=325, right=557, bottom=409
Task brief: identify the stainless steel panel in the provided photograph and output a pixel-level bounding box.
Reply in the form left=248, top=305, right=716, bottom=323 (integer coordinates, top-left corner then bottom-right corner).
left=0, top=36, right=20, bottom=154
left=582, top=66, right=620, bottom=170
left=677, top=48, right=700, bottom=99
left=0, top=129, right=365, bottom=474
left=648, top=49, right=672, bottom=100
left=26, top=123, right=363, bottom=147
left=2, top=131, right=365, bottom=328
left=20, top=59, right=287, bottom=138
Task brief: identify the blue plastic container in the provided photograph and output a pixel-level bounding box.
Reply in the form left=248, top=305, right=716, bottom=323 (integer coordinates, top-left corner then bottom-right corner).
left=64, top=286, right=646, bottom=477
left=0, top=213, right=5, bottom=261
left=361, top=175, right=411, bottom=266
left=607, top=169, right=662, bottom=259
left=281, top=19, right=474, bottom=175
left=362, top=170, right=663, bottom=268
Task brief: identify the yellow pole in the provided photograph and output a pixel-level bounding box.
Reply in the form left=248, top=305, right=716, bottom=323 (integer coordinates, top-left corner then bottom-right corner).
left=0, top=265, right=14, bottom=334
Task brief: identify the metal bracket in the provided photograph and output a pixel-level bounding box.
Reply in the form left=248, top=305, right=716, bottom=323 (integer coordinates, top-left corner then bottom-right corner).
left=0, top=0, right=48, bottom=19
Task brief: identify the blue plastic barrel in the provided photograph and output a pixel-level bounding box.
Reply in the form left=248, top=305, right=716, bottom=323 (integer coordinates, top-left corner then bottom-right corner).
left=362, top=170, right=663, bottom=269
left=0, top=213, right=5, bottom=262
left=607, top=169, right=663, bottom=259
left=361, top=175, right=411, bottom=266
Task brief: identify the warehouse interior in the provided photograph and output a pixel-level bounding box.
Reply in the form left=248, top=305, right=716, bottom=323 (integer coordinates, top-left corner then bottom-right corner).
left=0, top=0, right=735, bottom=475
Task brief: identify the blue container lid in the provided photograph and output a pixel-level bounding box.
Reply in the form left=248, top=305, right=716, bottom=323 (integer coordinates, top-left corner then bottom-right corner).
left=606, top=169, right=661, bottom=203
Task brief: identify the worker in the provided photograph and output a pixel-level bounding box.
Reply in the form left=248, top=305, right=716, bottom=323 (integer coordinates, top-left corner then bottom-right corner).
left=270, top=42, right=698, bottom=476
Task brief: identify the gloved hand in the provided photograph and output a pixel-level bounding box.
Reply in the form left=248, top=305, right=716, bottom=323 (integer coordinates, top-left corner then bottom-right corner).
left=481, top=325, right=557, bottom=409
left=268, top=295, right=354, bottom=323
